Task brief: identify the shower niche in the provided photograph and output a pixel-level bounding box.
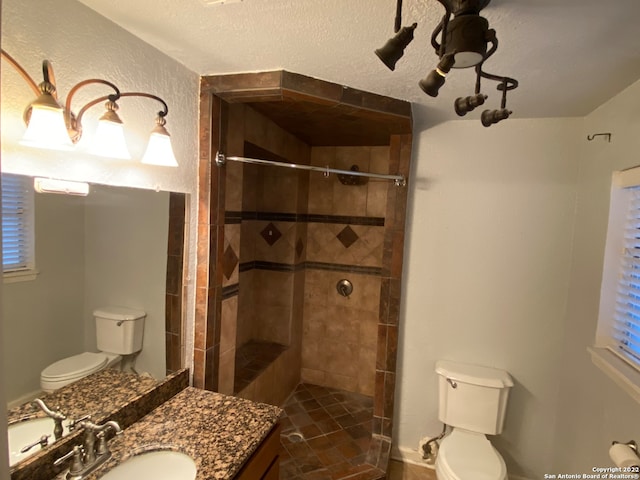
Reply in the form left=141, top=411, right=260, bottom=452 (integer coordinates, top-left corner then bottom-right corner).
left=196, top=71, right=412, bottom=475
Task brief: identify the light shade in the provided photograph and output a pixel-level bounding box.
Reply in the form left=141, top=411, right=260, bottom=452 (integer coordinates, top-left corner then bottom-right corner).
left=141, top=123, right=178, bottom=167
left=91, top=119, right=131, bottom=160
left=374, top=23, right=418, bottom=71
left=20, top=103, right=73, bottom=151
left=419, top=54, right=456, bottom=97
left=90, top=101, right=131, bottom=159
left=419, top=70, right=446, bottom=97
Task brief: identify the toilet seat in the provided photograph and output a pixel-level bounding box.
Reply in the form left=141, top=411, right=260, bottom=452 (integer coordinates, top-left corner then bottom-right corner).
left=436, top=429, right=507, bottom=480
left=40, top=352, right=120, bottom=392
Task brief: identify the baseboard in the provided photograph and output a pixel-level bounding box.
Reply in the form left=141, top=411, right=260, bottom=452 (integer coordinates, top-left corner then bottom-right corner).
left=6, top=389, right=42, bottom=410
left=391, top=445, right=532, bottom=480
left=392, top=445, right=434, bottom=468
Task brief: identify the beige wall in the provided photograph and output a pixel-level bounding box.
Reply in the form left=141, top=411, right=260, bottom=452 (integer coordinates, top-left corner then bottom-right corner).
left=3, top=192, right=86, bottom=403
left=83, top=186, right=170, bottom=380
left=553, top=77, right=640, bottom=472
left=396, top=84, right=640, bottom=476
left=395, top=116, right=582, bottom=478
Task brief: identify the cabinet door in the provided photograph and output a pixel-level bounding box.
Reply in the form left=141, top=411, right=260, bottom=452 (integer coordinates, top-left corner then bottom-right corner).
left=235, top=423, right=281, bottom=480
left=262, top=457, right=279, bottom=480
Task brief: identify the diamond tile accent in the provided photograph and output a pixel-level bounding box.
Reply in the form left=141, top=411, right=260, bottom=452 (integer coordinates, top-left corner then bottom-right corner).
left=296, top=238, right=304, bottom=259
left=260, top=222, right=282, bottom=246
left=222, top=244, right=238, bottom=280
left=337, top=226, right=359, bottom=249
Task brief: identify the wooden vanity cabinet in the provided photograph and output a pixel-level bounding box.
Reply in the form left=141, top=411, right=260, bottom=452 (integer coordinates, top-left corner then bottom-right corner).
left=235, top=423, right=281, bottom=480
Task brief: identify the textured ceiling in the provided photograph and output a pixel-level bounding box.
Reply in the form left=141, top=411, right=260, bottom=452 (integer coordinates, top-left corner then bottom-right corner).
left=77, top=0, right=640, bottom=123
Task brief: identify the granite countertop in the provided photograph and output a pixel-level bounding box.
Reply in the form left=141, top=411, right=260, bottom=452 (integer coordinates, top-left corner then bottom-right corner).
left=81, top=387, right=282, bottom=480
left=8, top=369, right=159, bottom=425
left=10, top=369, right=188, bottom=480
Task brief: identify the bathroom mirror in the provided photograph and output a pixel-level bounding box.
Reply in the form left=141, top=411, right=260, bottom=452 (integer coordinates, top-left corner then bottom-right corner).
left=2, top=176, right=187, bottom=423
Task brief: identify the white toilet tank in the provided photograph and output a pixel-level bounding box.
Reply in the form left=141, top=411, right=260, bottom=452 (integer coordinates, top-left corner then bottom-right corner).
left=436, top=360, right=513, bottom=435
left=94, top=306, right=146, bottom=355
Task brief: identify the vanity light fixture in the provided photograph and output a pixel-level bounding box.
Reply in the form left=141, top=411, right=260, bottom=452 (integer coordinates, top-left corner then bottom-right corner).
left=34, top=177, right=90, bottom=196
left=375, top=0, right=519, bottom=127
left=0, top=49, right=178, bottom=166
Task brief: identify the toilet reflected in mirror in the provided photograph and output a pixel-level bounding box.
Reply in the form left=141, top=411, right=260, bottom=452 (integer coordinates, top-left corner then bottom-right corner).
left=2, top=176, right=188, bottom=465
left=40, top=307, right=146, bottom=393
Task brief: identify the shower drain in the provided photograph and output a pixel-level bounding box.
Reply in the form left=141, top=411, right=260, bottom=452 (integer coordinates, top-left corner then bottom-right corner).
left=285, top=432, right=305, bottom=443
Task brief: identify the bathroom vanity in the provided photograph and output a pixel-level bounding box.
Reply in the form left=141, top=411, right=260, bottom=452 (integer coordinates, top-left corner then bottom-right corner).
left=80, top=387, right=282, bottom=480
left=7, top=369, right=188, bottom=480
left=7, top=369, right=282, bottom=480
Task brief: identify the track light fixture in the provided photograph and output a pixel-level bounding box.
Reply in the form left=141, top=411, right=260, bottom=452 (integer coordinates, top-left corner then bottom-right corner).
left=454, top=93, right=487, bottom=116
left=419, top=53, right=455, bottom=97
left=1, top=49, right=178, bottom=165
left=375, top=0, right=519, bottom=127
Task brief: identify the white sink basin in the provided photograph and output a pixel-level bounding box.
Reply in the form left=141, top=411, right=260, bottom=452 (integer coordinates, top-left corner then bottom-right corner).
left=100, top=450, right=196, bottom=480
left=7, top=417, right=71, bottom=466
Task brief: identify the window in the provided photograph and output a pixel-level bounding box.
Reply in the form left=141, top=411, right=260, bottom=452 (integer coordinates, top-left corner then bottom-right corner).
left=591, top=165, right=640, bottom=403
left=1, top=173, right=37, bottom=281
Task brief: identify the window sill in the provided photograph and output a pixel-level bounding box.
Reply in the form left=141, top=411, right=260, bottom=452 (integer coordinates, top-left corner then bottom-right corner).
left=589, top=346, right=640, bottom=405
left=3, top=269, right=39, bottom=284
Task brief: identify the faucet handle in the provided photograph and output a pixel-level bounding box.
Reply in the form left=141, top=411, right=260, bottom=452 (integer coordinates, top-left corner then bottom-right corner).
left=54, top=445, right=84, bottom=474
left=68, top=414, right=91, bottom=431
left=20, top=435, right=50, bottom=453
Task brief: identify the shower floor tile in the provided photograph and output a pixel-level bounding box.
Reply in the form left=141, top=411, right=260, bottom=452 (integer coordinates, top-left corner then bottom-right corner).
left=279, top=383, right=384, bottom=480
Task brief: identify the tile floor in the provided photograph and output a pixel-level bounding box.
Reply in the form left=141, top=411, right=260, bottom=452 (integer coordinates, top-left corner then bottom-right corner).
left=279, top=383, right=384, bottom=480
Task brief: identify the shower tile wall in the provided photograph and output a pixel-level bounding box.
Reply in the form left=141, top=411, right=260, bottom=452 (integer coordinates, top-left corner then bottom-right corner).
left=222, top=104, right=310, bottom=403
left=165, top=192, right=187, bottom=374
left=302, top=146, right=389, bottom=396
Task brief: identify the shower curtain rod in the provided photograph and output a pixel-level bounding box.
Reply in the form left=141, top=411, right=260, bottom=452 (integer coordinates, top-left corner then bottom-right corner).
left=215, top=152, right=407, bottom=187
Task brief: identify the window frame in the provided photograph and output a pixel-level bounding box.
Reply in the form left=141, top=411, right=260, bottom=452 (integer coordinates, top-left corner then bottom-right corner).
left=2, top=173, right=38, bottom=283
left=592, top=165, right=640, bottom=404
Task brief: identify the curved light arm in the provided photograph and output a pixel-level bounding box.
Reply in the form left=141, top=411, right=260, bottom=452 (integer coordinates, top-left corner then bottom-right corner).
left=118, top=92, right=169, bottom=119
left=74, top=91, right=169, bottom=120
left=66, top=78, right=121, bottom=121
left=475, top=64, right=518, bottom=111
left=0, top=49, right=41, bottom=96
left=64, top=79, right=121, bottom=142
left=432, top=0, right=452, bottom=56
left=476, top=66, right=518, bottom=91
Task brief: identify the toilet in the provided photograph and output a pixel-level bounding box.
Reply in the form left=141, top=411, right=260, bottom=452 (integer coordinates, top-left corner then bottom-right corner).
left=434, top=360, right=513, bottom=480
left=40, top=306, right=146, bottom=393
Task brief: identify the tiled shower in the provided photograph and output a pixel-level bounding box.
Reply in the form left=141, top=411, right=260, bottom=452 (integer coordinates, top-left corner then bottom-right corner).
left=216, top=105, right=393, bottom=405
left=196, top=71, right=412, bottom=478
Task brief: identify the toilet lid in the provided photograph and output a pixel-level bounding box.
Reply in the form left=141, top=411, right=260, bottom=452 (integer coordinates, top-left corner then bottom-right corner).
left=438, top=430, right=506, bottom=480
left=41, top=352, right=108, bottom=381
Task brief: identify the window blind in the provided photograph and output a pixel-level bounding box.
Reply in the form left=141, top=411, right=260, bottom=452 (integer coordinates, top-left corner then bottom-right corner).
left=613, top=187, right=640, bottom=365
left=1, top=174, right=35, bottom=273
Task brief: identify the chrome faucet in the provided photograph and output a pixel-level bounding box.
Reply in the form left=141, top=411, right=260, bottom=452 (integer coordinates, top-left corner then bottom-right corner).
left=32, top=398, right=67, bottom=440
left=54, top=417, right=122, bottom=480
